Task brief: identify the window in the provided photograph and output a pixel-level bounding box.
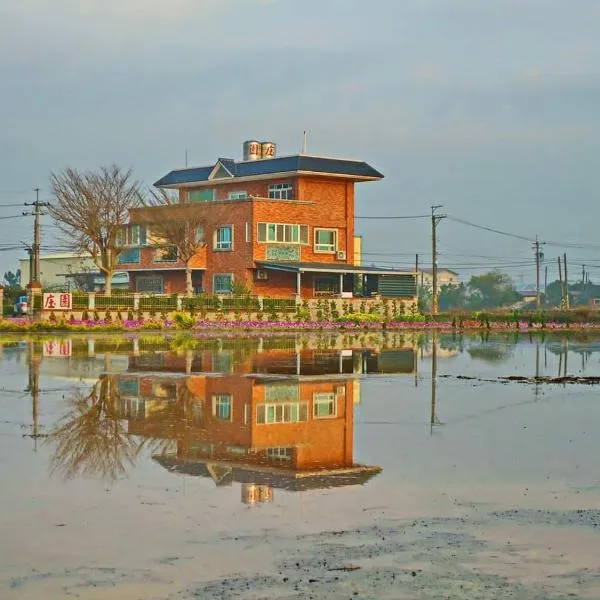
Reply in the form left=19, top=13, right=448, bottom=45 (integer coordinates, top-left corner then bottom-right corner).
left=215, top=225, right=233, bottom=250
left=313, top=393, right=337, bottom=418
left=195, top=226, right=205, bottom=245
left=116, top=225, right=146, bottom=247
left=268, top=183, right=293, bottom=200
left=213, top=273, right=233, bottom=294
left=189, top=189, right=214, bottom=203
left=314, top=276, right=339, bottom=296
left=245, top=222, right=251, bottom=243
left=136, top=276, right=164, bottom=293
left=257, top=223, right=309, bottom=244
left=212, top=394, right=232, bottom=421
left=154, top=245, right=178, bottom=262
left=131, top=225, right=144, bottom=246
left=117, top=247, right=141, bottom=264
left=116, top=227, right=127, bottom=248
left=228, top=191, right=248, bottom=200
left=256, top=402, right=308, bottom=424
left=117, top=379, right=139, bottom=398
left=265, top=447, right=293, bottom=462
left=315, top=228, right=337, bottom=253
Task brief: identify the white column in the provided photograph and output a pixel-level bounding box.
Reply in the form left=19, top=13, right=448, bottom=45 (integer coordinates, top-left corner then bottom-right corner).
left=296, top=271, right=302, bottom=298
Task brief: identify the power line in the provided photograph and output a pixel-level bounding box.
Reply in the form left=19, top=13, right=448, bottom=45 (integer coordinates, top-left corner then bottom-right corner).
left=356, top=214, right=430, bottom=220
left=446, top=216, right=534, bottom=242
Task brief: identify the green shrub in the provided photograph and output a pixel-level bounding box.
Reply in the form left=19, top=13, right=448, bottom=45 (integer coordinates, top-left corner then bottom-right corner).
left=173, top=312, right=195, bottom=329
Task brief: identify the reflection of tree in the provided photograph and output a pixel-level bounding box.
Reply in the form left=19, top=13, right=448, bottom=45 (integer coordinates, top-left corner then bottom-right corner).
left=46, top=375, right=141, bottom=481
left=467, top=345, right=515, bottom=364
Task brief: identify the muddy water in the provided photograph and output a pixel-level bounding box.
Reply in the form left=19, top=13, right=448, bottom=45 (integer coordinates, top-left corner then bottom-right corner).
left=0, top=332, right=599, bottom=599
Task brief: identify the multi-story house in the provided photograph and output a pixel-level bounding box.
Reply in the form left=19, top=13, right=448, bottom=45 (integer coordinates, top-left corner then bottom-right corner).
left=117, top=141, right=416, bottom=299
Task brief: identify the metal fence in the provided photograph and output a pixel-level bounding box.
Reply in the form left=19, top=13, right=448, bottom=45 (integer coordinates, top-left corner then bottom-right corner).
left=31, top=292, right=299, bottom=313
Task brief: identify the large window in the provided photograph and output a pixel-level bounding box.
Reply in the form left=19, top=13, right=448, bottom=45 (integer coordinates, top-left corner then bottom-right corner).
left=116, top=225, right=147, bottom=247
left=213, top=273, right=233, bottom=295
left=154, top=245, right=178, bottom=262
left=256, top=402, right=308, bottom=424
left=228, top=191, right=247, bottom=200
left=257, top=223, right=309, bottom=244
left=189, top=189, right=214, bottom=203
left=314, top=276, right=339, bottom=296
left=215, top=225, right=233, bottom=250
left=313, top=393, right=337, bottom=418
left=268, top=183, right=293, bottom=200
left=212, top=394, right=232, bottom=421
left=314, top=228, right=337, bottom=253
left=265, top=447, right=293, bottom=462
left=136, top=276, right=164, bottom=293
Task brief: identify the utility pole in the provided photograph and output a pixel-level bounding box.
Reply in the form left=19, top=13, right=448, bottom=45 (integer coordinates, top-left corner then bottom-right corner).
left=533, top=236, right=544, bottom=310
left=415, top=253, right=419, bottom=303
left=544, top=265, right=548, bottom=300
left=24, top=188, right=50, bottom=285
left=430, top=205, right=446, bottom=315
left=558, top=256, right=563, bottom=306
left=563, top=252, right=569, bottom=309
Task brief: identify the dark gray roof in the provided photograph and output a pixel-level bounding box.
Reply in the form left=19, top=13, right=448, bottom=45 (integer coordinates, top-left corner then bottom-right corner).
left=153, top=455, right=381, bottom=491
left=256, top=261, right=415, bottom=276
left=155, top=155, right=384, bottom=187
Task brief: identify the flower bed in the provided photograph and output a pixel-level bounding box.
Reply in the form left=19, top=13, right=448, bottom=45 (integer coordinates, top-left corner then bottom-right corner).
left=1, top=314, right=600, bottom=333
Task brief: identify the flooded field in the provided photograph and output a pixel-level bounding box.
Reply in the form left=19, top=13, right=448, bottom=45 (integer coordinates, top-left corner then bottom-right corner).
left=0, top=331, right=599, bottom=599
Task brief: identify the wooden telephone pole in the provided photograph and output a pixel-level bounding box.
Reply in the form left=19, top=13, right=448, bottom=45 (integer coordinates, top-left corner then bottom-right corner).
left=533, top=236, right=545, bottom=309
left=24, top=188, right=50, bottom=285
left=430, top=205, right=446, bottom=315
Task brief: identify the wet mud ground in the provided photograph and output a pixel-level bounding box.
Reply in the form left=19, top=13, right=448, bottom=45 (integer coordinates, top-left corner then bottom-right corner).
left=1, top=334, right=599, bottom=599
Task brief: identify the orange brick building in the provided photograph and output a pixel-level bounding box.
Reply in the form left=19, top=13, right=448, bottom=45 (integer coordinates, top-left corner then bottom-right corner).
left=114, top=348, right=383, bottom=496
left=116, top=141, right=416, bottom=299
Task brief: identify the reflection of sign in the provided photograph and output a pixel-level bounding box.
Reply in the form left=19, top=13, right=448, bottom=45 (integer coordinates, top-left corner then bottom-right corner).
left=266, top=245, right=300, bottom=262
left=42, top=293, right=72, bottom=310
left=241, top=483, right=273, bottom=505
left=43, top=339, right=72, bottom=357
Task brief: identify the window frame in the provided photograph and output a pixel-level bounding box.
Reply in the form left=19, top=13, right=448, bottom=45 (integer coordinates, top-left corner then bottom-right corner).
left=314, top=276, right=340, bottom=296
left=214, top=225, right=234, bottom=251
left=188, top=188, right=215, bottom=203
left=212, top=394, right=233, bottom=421
left=228, top=191, right=248, bottom=200
left=213, top=273, right=233, bottom=295
left=268, top=183, right=294, bottom=200
left=314, top=228, right=338, bottom=253
left=257, top=222, right=309, bottom=245
left=313, top=392, right=337, bottom=419
left=153, top=244, right=179, bottom=263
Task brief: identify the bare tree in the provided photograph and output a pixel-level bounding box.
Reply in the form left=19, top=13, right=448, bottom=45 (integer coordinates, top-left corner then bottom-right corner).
left=141, top=190, right=207, bottom=296
left=49, top=165, right=142, bottom=295
left=46, top=375, right=141, bottom=481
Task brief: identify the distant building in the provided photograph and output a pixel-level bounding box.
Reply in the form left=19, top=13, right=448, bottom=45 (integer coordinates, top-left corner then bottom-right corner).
left=19, top=252, right=129, bottom=291
left=418, top=268, right=460, bottom=288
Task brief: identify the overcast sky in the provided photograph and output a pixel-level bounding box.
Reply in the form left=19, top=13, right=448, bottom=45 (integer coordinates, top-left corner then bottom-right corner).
left=2, top=0, right=600, bottom=284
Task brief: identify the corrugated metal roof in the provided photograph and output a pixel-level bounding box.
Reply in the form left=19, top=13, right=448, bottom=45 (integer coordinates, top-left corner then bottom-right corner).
left=256, top=261, right=414, bottom=275
left=155, top=155, right=384, bottom=187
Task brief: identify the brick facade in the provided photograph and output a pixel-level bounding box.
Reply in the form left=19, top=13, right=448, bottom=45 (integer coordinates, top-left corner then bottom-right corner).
left=118, top=153, right=379, bottom=297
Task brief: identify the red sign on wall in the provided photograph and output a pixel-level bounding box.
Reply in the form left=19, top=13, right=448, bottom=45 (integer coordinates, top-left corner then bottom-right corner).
left=42, top=293, right=72, bottom=310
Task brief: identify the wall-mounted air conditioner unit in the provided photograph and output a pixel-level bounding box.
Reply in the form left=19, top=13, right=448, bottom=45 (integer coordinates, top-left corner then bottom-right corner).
left=256, top=269, right=268, bottom=280
left=336, top=250, right=347, bottom=260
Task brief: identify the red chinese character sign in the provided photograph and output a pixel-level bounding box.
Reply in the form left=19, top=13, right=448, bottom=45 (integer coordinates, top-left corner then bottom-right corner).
left=43, top=339, right=72, bottom=358
left=43, top=293, right=72, bottom=310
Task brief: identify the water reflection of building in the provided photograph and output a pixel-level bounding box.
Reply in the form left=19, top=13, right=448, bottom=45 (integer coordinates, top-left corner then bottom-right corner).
left=111, top=346, right=408, bottom=500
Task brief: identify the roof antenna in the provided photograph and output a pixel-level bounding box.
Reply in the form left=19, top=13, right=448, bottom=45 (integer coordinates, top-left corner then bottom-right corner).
left=301, top=130, right=307, bottom=154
